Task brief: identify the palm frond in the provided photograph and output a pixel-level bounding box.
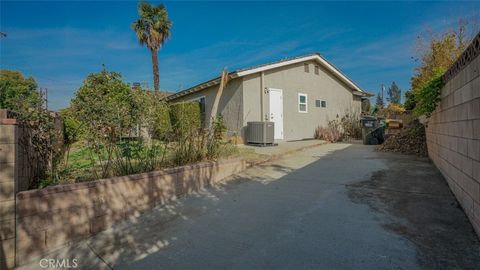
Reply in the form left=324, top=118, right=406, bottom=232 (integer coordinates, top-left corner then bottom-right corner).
left=132, top=1, right=172, bottom=51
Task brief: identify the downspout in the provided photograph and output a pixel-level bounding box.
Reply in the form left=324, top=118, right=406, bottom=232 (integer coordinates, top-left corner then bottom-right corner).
left=260, top=71, right=265, bottom=121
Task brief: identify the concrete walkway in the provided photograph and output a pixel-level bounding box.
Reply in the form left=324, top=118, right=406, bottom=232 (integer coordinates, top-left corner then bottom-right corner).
left=238, top=139, right=326, bottom=157
left=18, top=143, right=480, bottom=269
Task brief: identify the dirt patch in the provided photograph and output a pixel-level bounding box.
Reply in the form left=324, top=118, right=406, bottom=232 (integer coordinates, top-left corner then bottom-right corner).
left=347, top=154, right=480, bottom=269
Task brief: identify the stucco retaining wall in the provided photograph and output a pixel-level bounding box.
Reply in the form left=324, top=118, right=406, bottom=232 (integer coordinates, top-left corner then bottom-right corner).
left=425, top=34, right=480, bottom=237
left=14, top=158, right=246, bottom=267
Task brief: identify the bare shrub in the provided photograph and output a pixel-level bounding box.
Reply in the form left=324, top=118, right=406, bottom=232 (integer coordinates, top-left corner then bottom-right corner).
left=170, top=115, right=229, bottom=166
left=340, top=113, right=361, bottom=140
left=314, top=120, right=343, bottom=143
left=314, top=112, right=361, bottom=143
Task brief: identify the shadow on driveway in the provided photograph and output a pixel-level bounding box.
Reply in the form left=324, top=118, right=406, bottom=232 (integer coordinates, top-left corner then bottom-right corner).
left=18, top=143, right=480, bottom=270
left=347, top=152, right=480, bottom=269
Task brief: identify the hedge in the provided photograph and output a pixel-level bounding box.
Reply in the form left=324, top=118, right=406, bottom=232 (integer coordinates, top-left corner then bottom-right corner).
left=170, top=102, right=201, bottom=135
left=152, top=102, right=172, bottom=137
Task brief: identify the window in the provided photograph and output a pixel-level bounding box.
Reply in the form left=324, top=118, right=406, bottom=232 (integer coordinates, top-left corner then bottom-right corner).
left=198, top=97, right=206, bottom=114
left=298, top=93, right=308, bottom=113
left=315, top=99, right=326, bottom=108
left=314, top=66, right=320, bottom=75
left=304, top=63, right=310, bottom=73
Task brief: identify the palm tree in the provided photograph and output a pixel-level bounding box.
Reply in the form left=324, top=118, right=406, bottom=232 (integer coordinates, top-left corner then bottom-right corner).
left=132, top=1, right=172, bottom=92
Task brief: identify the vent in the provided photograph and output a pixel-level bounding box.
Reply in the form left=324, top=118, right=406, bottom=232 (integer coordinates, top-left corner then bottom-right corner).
left=304, top=63, right=310, bottom=73
left=246, top=121, right=275, bottom=145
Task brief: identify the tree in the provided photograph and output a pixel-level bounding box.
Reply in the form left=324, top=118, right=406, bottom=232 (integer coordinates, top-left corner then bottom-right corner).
left=411, top=20, right=475, bottom=91
left=405, top=19, right=478, bottom=112
left=375, top=92, right=384, bottom=108
left=58, top=107, right=84, bottom=166
left=0, top=70, right=61, bottom=188
left=132, top=1, right=172, bottom=92
left=71, top=67, right=139, bottom=141
left=0, top=70, right=41, bottom=111
left=71, top=67, right=142, bottom=178
left=387, top=81, right=401, bottom=104
left=403, top=90, right=416, bottom=110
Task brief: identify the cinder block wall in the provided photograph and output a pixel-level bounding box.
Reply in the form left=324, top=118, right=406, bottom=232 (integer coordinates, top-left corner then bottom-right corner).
left=426, top=34, right=480, bottom=236
left=0, top=120, right=17, bottom=270
left=14, top=158, right=246, bottom=266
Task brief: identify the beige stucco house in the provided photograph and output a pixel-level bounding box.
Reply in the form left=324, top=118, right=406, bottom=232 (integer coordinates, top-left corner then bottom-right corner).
left=166, top=53, right=371, bottom=142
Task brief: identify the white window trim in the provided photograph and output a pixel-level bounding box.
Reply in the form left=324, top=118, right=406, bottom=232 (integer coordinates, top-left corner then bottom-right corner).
left=298, top=93, right=308, bottom=113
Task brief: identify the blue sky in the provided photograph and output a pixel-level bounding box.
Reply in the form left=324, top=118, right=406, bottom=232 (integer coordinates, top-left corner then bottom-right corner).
left=1, top=1, right=479, bottom=110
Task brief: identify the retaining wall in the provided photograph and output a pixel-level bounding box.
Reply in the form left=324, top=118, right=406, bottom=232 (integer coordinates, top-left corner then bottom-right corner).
left=14, top=158, right=245, bottom=266
left=0, top=115, right=246, bottom=270
left=425, top=33, right=480, bottom=236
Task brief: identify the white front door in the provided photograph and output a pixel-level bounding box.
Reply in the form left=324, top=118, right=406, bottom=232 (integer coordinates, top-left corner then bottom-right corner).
left=268, top=88, right=284, bottom=140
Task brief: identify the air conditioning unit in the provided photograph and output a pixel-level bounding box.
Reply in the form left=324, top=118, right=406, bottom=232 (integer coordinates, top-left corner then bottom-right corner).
left=246, top=121, right=275, bottom=145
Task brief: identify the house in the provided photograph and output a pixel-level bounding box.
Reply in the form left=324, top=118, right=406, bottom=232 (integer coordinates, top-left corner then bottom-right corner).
left=166, top=53, right=372, bottom=142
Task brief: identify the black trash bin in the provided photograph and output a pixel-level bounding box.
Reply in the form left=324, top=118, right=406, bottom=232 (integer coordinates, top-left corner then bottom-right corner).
left=360, top=116, right=384, bottom=145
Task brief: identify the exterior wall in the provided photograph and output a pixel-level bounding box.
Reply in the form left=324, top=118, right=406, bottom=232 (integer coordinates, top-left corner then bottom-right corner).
left=242, top=61, right=361, bottom=141
left=173, top=79, right=244, bottom=137
left=425, top=35, right=480, bottom=236
left=170, top=60, right=361, bottom=142
left=14, top=158, right=246, bottom=266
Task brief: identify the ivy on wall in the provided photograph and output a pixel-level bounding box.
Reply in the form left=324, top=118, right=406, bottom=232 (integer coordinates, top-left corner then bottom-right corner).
left=412, top=69, right=445, bottom=117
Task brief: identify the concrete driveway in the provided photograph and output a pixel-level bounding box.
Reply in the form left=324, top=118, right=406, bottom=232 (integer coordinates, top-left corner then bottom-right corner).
left=19, top=143, right=480, bottom=269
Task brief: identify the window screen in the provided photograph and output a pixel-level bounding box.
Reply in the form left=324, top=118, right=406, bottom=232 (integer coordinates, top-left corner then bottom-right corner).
left=321, top=100, right=327, bottom=108
left=304, top=63, right=310, bottom=73
left=314, top=66, right=320, bottom=75
left=315, top=100, right=321, bottom=107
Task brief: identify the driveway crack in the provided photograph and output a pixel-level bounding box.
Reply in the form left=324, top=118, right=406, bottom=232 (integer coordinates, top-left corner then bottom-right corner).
left=87, top=243, right=113, bottom=270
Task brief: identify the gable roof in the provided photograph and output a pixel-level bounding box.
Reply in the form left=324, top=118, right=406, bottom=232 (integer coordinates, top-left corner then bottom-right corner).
left=166, top=53, right=372, bottom=101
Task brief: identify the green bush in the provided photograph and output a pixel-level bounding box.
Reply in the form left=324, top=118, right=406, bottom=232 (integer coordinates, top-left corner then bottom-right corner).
left=71, top=68, right=143, bottom=179
left=138, top=91, right=171, bottom=139
left=413, top=69, right=444, bottom=117
left=59, top=108, right=84, bottom=146
left=0, top=70, right=41, bottom=111
left=113, top=140, right=166, bottom=175
left=170, top=102, right=201, bottom=136
left=206, top=116, right=227, bottom=159
left=152, top=102, right=171, bottom=137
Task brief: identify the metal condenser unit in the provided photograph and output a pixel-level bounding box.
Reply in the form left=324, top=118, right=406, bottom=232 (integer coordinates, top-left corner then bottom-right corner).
left=246, top=121, right=274, bottom=146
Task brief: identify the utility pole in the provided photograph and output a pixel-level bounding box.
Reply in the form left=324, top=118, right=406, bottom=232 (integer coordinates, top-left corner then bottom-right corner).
left=45, top=88, right=49, bottom=112
left=381, top=84, right=385, bottom=103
